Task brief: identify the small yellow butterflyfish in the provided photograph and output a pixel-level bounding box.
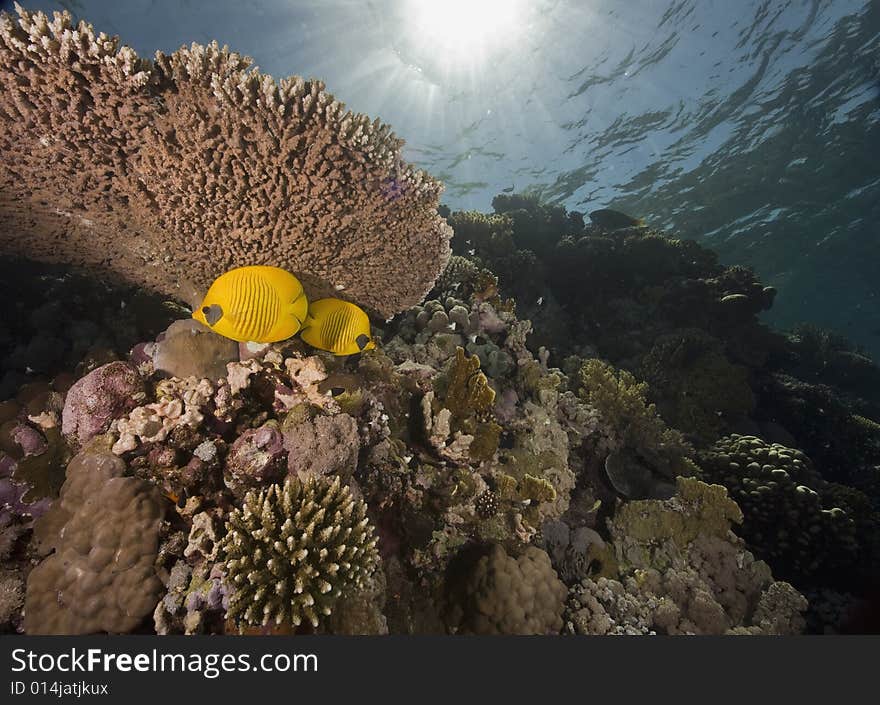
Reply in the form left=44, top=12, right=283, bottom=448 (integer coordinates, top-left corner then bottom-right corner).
left=299, top=298, right=376, bottom=356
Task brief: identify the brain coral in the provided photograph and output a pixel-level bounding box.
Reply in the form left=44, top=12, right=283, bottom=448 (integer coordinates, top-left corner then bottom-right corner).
left=220, top=475, right=379, bottom=630
left=25, top=449, right=165, bottom=634
left=0, top=6, right=451, bottom=317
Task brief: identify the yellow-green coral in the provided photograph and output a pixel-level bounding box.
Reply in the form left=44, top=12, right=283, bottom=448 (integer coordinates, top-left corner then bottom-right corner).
left=519, top=474, right=557, bottom=504
left=442, top=347, right=495, bottom=419
left=614, top=476, right=742, bottom=547
left=220, top=475, right=379, bottom=630
left=578, top=359, right=696, bottom=481
left=431, top=347, right=500, bottom=462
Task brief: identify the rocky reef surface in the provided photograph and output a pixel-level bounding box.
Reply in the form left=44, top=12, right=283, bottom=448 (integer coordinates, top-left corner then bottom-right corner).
left=3, top=197, right=878, bottom=635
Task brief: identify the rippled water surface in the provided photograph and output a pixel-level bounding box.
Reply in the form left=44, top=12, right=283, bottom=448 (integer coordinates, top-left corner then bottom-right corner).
left=16, top=0, right=880, bottom=354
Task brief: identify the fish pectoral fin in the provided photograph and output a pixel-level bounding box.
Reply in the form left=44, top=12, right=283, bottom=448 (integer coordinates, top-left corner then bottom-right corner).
left=203, top=304, right=223, bottom=326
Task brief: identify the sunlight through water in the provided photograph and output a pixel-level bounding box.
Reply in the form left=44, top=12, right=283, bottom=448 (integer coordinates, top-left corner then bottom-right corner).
left=402, top=0, right=525, bottom=67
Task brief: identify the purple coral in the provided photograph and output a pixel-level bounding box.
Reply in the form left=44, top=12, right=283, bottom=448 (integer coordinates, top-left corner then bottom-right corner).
left=61, top=361, right=145, bottom=447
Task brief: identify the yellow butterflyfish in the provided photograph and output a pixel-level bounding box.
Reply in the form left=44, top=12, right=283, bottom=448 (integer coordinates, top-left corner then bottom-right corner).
left=192, top=265, right=308, bottom=343
left=299, top=298, right=375, bottom=356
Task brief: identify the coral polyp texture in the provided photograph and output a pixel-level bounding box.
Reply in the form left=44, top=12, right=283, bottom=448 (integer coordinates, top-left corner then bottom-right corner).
left=0, top=6, right=451, bottom=317
left=0, top=5, right=878, bottom=638
left=698, top=434, right=864, bottom=583
left=219, top=475, right=379, bottom=630
left=24, top=449, right=165, bottom=634
left=446, top=544, right=568, bottom=635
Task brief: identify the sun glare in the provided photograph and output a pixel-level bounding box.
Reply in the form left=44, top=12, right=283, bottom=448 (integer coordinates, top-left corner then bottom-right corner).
left=405, top=0, right=524, bottom=63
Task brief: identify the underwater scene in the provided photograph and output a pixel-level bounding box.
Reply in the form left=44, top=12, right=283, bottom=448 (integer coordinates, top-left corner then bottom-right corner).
left=0, top=0, right=878, bottom=636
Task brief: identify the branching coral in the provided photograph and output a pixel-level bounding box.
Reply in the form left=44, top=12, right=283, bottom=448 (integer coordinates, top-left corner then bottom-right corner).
left=0, top=5, right=451, bottom=317
left=578, top=358, right=697, bottom=498
left=219, top=475, right=379, bottom=629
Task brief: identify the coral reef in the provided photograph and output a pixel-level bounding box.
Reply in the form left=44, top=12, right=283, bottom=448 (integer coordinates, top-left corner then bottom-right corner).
left=219, top=476, right=379, bottom=630
left=698, top=435, right=871, bottom=584
left=639, top=329, right=754, bottom=445
left=577, top=358, right=696, bottom=499
left=25, top=449, right=165, bottom=634
left=1, top=3, right=878, bottom=637
left=564, top=478, right=807, bottom=634
left=445, top=544, right=567, bottom=634
left=0, top=5, right=451, bottom=318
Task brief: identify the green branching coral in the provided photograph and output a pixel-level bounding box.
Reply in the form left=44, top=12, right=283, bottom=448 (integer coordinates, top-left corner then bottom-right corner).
left=220, top=476, right=379, bottom=629
left=578, top=359, right=697, bottom=497
left=699, top=435, right=860, bottom=582
left=639, top=329, right=754, bottom=445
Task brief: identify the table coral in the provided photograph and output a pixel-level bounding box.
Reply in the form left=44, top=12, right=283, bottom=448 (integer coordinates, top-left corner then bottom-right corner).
left=0, top=5, right=451, bottom=318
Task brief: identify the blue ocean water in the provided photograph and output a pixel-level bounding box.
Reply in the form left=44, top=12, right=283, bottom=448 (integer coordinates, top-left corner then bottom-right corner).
left=16, top=0, right=880, bottom=355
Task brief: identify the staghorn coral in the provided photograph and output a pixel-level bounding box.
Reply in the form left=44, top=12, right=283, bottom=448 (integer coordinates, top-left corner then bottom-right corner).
left=220, top=475, right=379, bottom=629
left=0, top=5, right=451, bottom=318
left=25, top=449, right=165, bottom=634
left=698, top=434, right=860, bottom=582
left=445, top=544, right=567, bottom=635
